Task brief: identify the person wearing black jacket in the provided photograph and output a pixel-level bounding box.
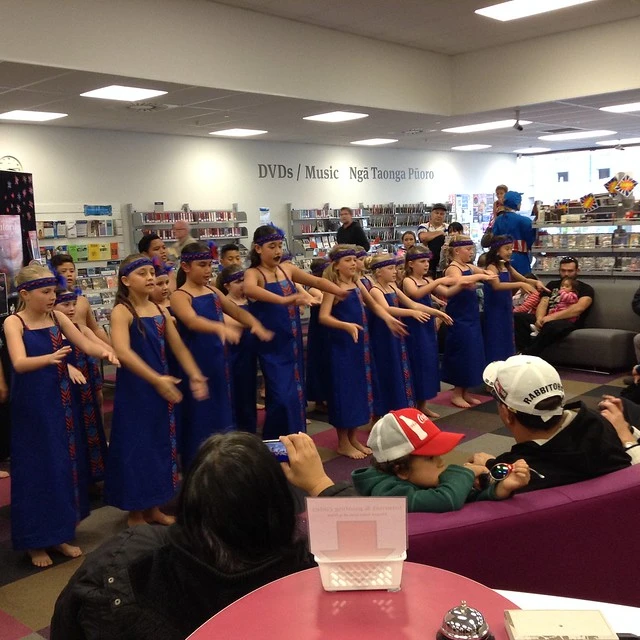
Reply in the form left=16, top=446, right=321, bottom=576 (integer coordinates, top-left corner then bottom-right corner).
left=336, top=206, right=370, bottom=251
left=472, top=356, right=631, bottom=493
left=51, top=433, right=315, bottom=640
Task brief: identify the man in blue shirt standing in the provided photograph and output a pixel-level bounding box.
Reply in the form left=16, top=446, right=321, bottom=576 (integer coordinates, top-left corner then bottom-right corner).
left=492, top=191, right=536, bottom=275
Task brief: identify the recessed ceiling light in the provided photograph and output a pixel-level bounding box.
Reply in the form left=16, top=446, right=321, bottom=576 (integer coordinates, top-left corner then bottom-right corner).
left=442, top=119, right=531, bottom=133
left=303, top=111, right=369, bottom=122
left=599, top=102, right=640, bottom=114
left=350, top=138, right=398, bottom=146
left=209, top=128, right=268, bottom=137
left=451, top=144, right=492, bottom=151
left=0, top=110, right=68, bottom=122
left=539, top=130, right=616, bottom=141
left=513, top=147, right=551, bottom=154
left=476, top=0, right=598, bottom=22
left=80, top=85, right=168, bottom=101
left=596, top=137, right=640, bottom=146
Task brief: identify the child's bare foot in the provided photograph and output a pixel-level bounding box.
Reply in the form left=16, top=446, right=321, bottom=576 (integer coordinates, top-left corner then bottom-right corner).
left=256, top=403, right=265, bottom=410
left=350, top=438, right=372, bottom=456
left=144, top=507, right=176, bottom=526
left=463, top=394, right=481, bottom=406
left=127, top=510, right=147, bottom=527
left=53, top=542, right=83, bottom=559
left=0, top=470, right=9, bottom=479
left=337, top=444, right=367, bottom=459
left=451, top=394, right=471, bottom=409
left=28, top=548, right=53, bottom=568
left=422, top=407, right=441, bottom=419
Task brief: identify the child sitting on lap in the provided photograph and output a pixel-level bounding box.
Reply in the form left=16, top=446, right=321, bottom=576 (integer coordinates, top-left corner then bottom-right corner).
left=351, top=408, right=529, bottom=512
left=530, top=276, right=578, bottom=336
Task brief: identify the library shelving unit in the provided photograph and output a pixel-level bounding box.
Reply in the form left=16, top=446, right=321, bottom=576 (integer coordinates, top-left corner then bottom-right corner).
left=35, top=203, right=129, bottom=326
left=128, top=203, right=249, bottom=256
left=532, top=197, right=640, bottom=278
left=287, top=203, right=369, bottom=269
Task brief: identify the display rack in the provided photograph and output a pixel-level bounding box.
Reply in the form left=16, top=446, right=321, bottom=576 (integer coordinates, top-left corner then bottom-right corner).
left=36, top=203, right=129, bottom=326
left=532, top=196, right=640, bottom=277
left=129, top=203, right=249, bottom=255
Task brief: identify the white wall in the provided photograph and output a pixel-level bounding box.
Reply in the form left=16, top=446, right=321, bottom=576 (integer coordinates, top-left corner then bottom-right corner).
left=1, top=124, right=518, bottom=248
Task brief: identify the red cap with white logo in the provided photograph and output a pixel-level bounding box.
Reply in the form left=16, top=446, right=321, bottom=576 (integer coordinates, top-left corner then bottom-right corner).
left=367, top=408, right=465, bottom=463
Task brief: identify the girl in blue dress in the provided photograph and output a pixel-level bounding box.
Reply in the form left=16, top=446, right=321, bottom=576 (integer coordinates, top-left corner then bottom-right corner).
left=483, top=235, right=540, bottom=363
left=368, top=254, right=433, bottom=416
left=401, top=245, right=454, bottom=418
left=243, top=226, right=347, bottom=439
left=216, top=265, right=259, bottom=434
left=440, top=235, right=496, bottom=408
left=106, top=254, right=209, bottom=526
left=4, top=265, right=118, bottom=568
left=170, top=243, right=273, bottom=471
left=305, top=258, right=330, bottom=412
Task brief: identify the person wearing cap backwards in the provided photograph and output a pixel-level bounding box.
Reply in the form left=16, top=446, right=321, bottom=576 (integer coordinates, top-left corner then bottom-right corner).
left=350, top=408, right=530, bottom=511
left=474, top=356, right=632, bottom=492
left=490, top=191, right=536, bottom=276
left=417, top=204, right=448, bottom=277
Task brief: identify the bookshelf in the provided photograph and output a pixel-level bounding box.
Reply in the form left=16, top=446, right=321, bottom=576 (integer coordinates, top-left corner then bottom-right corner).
left=532, top=196, right=640, bottom=277
left=129, top=204, right=249, bottom=255
left=35, top=203, right=129, bottom=326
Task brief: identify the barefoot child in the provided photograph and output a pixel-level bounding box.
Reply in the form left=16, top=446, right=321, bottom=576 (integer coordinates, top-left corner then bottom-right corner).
left=402, top=246, right=455, bottom=418
left=105, top=255, right=209, bottom=526
left=4, top=265, right=119, bottom=567
left=216, top=265, right=259, bottom=434
left=171, top=243, right=273, bottom=469
left=352, top=408, right=530, bottom=510
left=243, top=226, right=348, bottom=439
left=440, top=235, right=497, bottom=408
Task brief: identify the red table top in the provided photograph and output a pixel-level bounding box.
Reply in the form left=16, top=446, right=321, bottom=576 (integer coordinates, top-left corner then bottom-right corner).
left=188, top=562, right=519, bottom=640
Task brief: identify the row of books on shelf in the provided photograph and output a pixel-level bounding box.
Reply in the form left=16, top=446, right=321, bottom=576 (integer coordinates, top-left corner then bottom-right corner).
left=535, top=232, right=640, bottom=249
left=39, top=242, right=121, bottom=263
left=395, top=213, right=430, bottom=226
left=36, top=219, right=122, bottom=239
left=369, top=230, right=395, bottom=242
left=139, top=210, right=237, bottom=223
left=293, top=208, right=367, bottom=219
left=301, top=235, right=337, bottom=250
left=368, top=215, right=395, bottom=228
left=296, top=221, right=340, bottom=234
left=535, top=255, right=640, bottom=272
left=148, top=227, right=245, bottom=241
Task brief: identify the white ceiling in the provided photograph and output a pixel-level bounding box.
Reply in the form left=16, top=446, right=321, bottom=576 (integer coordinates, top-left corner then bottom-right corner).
left=207, top=0, right=640, bottom=55
left=2, top=61, right=640, bottom=155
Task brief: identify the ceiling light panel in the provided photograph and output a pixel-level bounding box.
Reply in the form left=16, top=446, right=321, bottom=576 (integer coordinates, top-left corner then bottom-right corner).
left=513, top=147, right=551, bottom=153
left=80, top=85, right=168, bottom=101
left=303, top=111, right=369, bottom=122
left=0, top=110, right=68, bottom=121
left=595, top=138, right=640, bottom=146
left=209, top=128, right=268, bottom=137
left=442, top=119, right=531, bottom=133
left=350, top=138, right=398, bottom=146
left=451, top=144, right=492, bottom=151
left=599, top=102, right=640, bottom=113
left=538, top=129, right=616, bottom=141
left=475, top=0, right=598, bottom=22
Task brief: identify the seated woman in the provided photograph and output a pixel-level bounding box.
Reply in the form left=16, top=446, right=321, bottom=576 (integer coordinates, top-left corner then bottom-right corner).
left=51, top=432, right=315, bottom=640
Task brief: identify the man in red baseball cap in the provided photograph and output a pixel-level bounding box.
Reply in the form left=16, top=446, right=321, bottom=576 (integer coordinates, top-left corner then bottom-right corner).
left=351, top=408, right=529, bottom=512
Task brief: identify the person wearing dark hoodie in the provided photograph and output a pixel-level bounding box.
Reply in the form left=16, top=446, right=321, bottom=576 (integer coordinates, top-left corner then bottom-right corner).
left=350, top=408, right=530, bottom=511
left=50, top=432, right=315, bottom=640
left=471, top=356, right=632, bottom=492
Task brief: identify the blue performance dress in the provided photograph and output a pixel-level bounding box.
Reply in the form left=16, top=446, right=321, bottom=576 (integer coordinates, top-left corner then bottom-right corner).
left=441, top=268, right=486, bottom=388
left=175, top=287, right=234, bottom=471
left=105, top=308, right=179, bottom=511
left=306, top=305, right=329, bottom=404
left=404, top=279, right=441, bottom=402
left=11, top=314, right=86, bottom=550
left=228, top=303, right=258, bottom=434
left=483, top=270, right=516, bottom=363
left=369, top=287, right=415, bottom=415
left=249, top=266, right=306, bottom=439
left=68, top=328, right=108, bottom=484
left=328, top=287, right=374, bottom=429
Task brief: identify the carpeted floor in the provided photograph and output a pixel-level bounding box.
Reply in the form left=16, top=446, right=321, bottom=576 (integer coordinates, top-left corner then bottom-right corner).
left=0, top=368, right=628, bottom=639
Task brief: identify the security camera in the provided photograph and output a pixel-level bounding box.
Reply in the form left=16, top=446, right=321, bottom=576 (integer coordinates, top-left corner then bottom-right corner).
left=513, top=122, right=524, bottom=132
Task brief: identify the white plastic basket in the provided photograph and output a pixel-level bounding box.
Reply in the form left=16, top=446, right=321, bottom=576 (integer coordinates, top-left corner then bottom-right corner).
left=315, top=552, right=406, bottom=592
